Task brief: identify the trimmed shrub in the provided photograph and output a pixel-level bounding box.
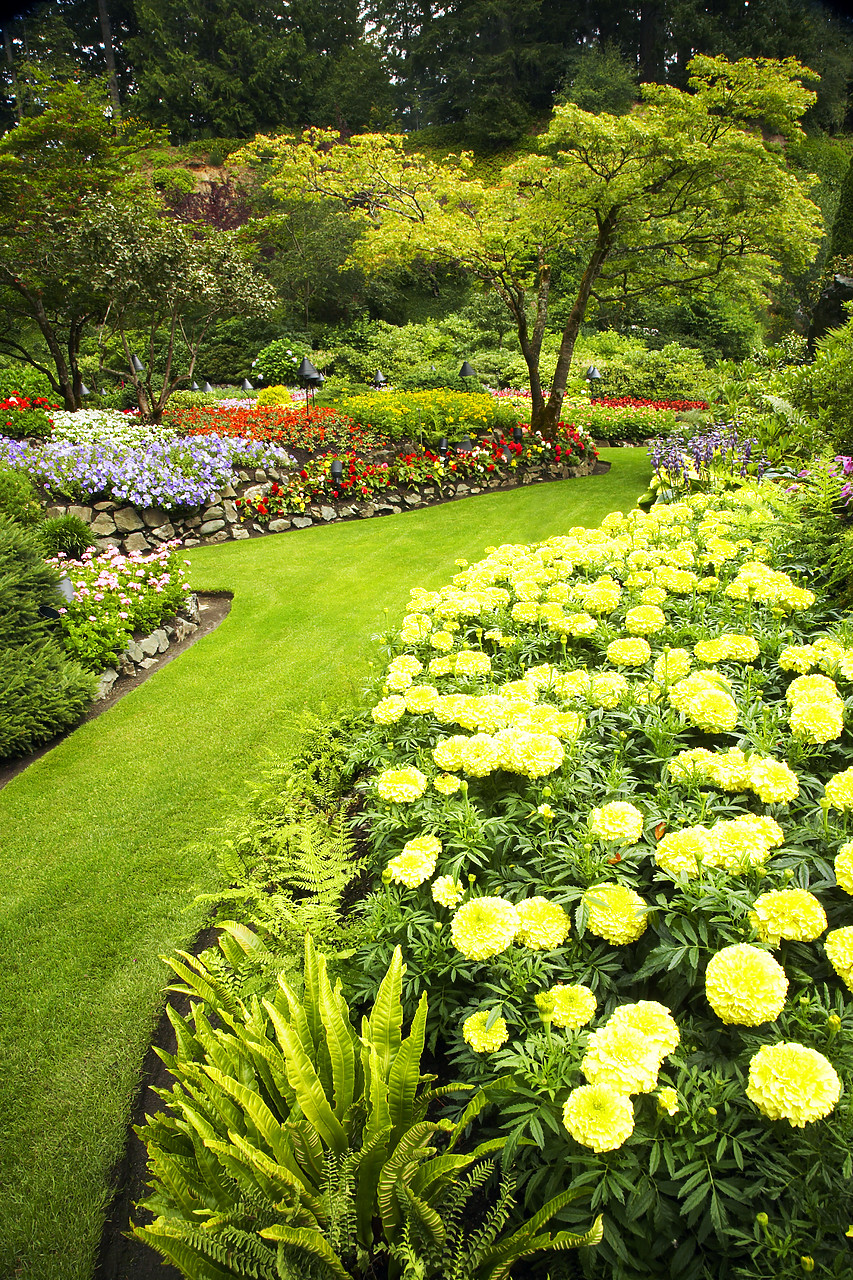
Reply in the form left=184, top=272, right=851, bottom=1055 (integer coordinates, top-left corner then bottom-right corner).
left=37, top=514, right=96, bottom=560
left=0, top=466, right=42, bottom=527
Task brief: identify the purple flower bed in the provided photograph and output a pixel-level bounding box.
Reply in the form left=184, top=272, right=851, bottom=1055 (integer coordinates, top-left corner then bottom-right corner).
left=0, top=433, right=294, bottom=510
left=649, top=426, right=767, bottom=488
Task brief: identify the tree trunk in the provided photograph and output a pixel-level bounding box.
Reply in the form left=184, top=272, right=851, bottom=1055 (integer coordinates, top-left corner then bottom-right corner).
left=533, top=216, right=617, bottom=438
left=97, top=0, right=122, bottom=120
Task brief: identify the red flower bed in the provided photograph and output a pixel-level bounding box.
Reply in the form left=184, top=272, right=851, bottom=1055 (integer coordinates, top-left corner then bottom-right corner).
left=591, top=396, right=709, bottom=411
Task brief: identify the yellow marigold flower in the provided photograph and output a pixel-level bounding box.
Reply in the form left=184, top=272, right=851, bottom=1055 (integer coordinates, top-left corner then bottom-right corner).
left=431, top=874, right=465, bottom=907
left=564, top=612, right=598, bottom=636
left=376, top=766, right=428, bottom=803
left=709, top=814, right=783, bottom=871
left=779, top=644, right=819, bottom=674
left=515, top=896, right=571, bottom=950
left=536, top=983, right=597, bottom=1029
left=653, top=648, right=692, bottom=685
left=789, top=697, right=844, bottom=744
left=401, top=612, right=432, bottom=641
left=748, top=757, right=799, bottom=804
left=825, top=926, right=853, bottom=991
left=434, top=732, right=500, bottom=777
left=372, top=695, right=407, bottom=724
left=428, top=656, right=453, bottom=677
left=463, top=1009, right=509, bottom=1053
left=562, top=1083, right=635, bottom=1152
left=582, top=1024, right=661, bottom=1095
left=750, top=888, right=827, bottom=945
left=451, top=896, right=520, bottom=961
left=693, top=637, right=727, bottom=663
left=668, top=747, right=715, bottom=783
left=746, top=1042, right=841, bottom=1126
left=607, top=1001, right=680, bottom=1057
left=705, top=944, right=788, bottom=1026
left=825, top=768, right=853, bottom=810
left=625, top=605, right=666, bottom=635
left=835, top=842, right=853, bottom=894
left=387, top=834, right=441, bottom=888
left=429, top=630, right=454, bottom=651
left=588, top=800, right=644, bottom=844
left=657, top=567, right=698, bottom=593
left=682, top=686, right=738, bottom=733
left=492, top=728, right=564, bottom=778
left=433, top=772, right=461, bottom=795
left=555, top=668, right=592, bottom=700
left=607, top=636, right=652, bottom=667
left=511, top=601, right=540, bottom=624
left=404, top=684, right=439, bottom=713
left=641, top=586, right=668, bottom=605
left=657, top=1086, right=680, bottom=1115
left=655, top=824, right=716, bottom=877
left=583, top=882, right=649, bottom=945
left=588, top=671, right=630, bottom=708
left=697, top=575, right=720, bottom=593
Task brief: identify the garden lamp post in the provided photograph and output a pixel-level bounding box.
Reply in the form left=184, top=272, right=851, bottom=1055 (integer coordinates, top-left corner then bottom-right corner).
left=190, top=381, right=200, bottom=392
left=513, top=426, right=524, bottom=444
left=80, top=382, right=91, bottom=397
left=372, top=370, right=387, bottom=388
left=298, top=356, right=322, bottom=423
left=241, top=378, right=253, bottom=392
left=131, top=353, right=145, bottom=375
left=330, top=458, right=343, bottom=492
left=459, top=360, right=477, bottom=381
left=585, top=366, right=602, bottom=393
left=438, top=437, right=448, bottom=458
left=202, top=382, right=214, bottom=395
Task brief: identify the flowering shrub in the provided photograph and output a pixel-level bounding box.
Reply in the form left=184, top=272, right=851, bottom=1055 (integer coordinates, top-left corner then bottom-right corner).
left=347, top=484, right=853, bottom=1278
left=0, top=394, right=56, bottom=440
left=0, top=432, right=292, bottom=510
left=50, top=542, right=191, bottom=671
left=49, top=408, right=172, bottom=448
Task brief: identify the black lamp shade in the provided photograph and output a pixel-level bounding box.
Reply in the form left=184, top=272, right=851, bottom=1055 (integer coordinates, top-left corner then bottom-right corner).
left=459, top=361, right=477, bottom=378
left=298, top=357, right=321, bottom=383
left=241, top=378, right=253, bottom=391
left=131, top=353, right=145, bottom=374
left=202, top=382, right=214, bottom=394
left=372, top=369, right=387, bottom=387
left=330, top=459, right=344, bottom=485
left=80, top=382, right=91, bottom=397
left=438, top=436, right=448, bottom=455
left=513, top=426, right=524, bottom=443
left=585, top=365, right=602, bottom=380
left=190, top=381, right=200, bottom=391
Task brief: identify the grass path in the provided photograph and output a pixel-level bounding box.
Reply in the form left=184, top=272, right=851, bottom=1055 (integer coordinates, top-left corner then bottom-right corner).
left=0, top=450, right=650, bottom=1280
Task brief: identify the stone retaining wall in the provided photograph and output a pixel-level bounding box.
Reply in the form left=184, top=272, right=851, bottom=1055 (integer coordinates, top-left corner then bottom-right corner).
left=44, top=457, right=592, bottom=555
left=93, top=593, right=201, bottom=699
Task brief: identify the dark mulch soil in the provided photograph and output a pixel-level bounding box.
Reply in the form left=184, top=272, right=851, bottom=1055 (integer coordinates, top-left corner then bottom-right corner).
left=0, top=591, right=233, bottom=793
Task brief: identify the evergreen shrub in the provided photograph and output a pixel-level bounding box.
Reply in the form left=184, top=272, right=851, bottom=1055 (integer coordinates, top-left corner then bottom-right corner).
left=0, top=466, right=42, bottom=527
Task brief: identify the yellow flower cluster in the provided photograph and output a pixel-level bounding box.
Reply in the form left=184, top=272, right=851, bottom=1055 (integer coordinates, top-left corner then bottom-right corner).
left=669, top=745, right=799, bottom=803
left=581, top=1023, right=661, bottom=1094
left=515, top=896, right=571, bottom=949
left=705, top=943, right=788, bottom=1025
left=387, top=835, right=442, bottom=888
left=432, top=728, right=566, bottom=779
left=825, top=926, right=853, bottom=991
left=583, top=883, right=649, bottom=944
left=669, top=671, right=738, bottom=733
left=786, top=674, right=844, bottom=744
left=431, top=874, right=465, bottom=908
left=404, top=683, right=439, bottom=713
left=536, top=983, right=597, bottom=1029
left=656, top=814, right=784, bottom=877
left=372, top=695, right=407, bottom=724
left=385, top=653, right=423, bottom=692
left=588, top=800, right=645, bottom=844
left=433, top=772, right=462, bottom=795
left=746, top=1042, right=841, bottom=1126
left=450, top=896, right=520, bottom=961
left=625, top=604, right=666, bottom=634
left=376, top=766, right=428, bottom=803
left=725, top=561, right=815, bottom=611
left=454, top=650, right=492, bottom=678
left=562, top=1083, right=635, bottom=1153
left=825, top=768, right=853, bottom=810
left=693, top=633, right=760, bottom=663
left=462, top=1009, right=509, bottom=1053
left=750, top=888, right=826, bottom=945
left=835, top=842, right=853, bottom=894
left=653, top=648, right=692, bottom=685
left=607, top=637, right=652, bottom=667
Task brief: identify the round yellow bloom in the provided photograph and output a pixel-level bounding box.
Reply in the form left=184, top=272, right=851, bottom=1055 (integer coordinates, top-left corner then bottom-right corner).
left=433, top=733, right=499, bottom=777
left=705, top=944, right=788, bottom=1026
left=607, top=637, right=652, bottom=667
left=746, top=1042, right=841, bottom=1126
left=789, top=697, right=844, bottom=744
left=376, top=766, right=428, bottom=803
left=582, top=1024, right=661, bottom=1094
left=588, top=671, right=630, bottom=708
left=655, top=824, right=716, bottom=877
left=515, top=897, right=571, bottom=950
left=404, top=684, right=439, bottom=713
left=625, top=605, right=666, bottom=635
left=433, top=772, right=462, bottom=795
left=536, top=983, right=597, bottom=1029
left=431, top=874, right=465, bottom=908
left=372, top=695, right=407, bottom=724
left=779, top=644, right=819, bottom=674
left=428, top=656, right=453, bottom=677
left=834, top=842, right=853, bottom=894
left=564, top=612, right=598, bottom=636
left=583, top=883, right=648, bottom=945
left=386, top=835, right=441, bottom=888
left=562, top=1084, right=635, bottom=1153
left=825, top=768, right=853, bottom=810
left=450, top=896, right=520, bottom=961
left=682, top=686, right=738, bottom=733
left=429, top=630, right=454, bottom=651
left=462, top=1010, right=509, bottom=1053
left=492, top=728, right=565, bottom=778
left=641, top=586, right=668, bottom=605
left=607, top=1001, right=680, bottom=1057
left=748, top=757, right=799, bottom=804
left=825, top=926, right=853, bottom=991
left=589, top=801, right=644, bottom=844
left=750, top=889, right=827, bottom=946
left=653, top=648, right=692, bottom=685
left=455, top=650, right=492, bottom=678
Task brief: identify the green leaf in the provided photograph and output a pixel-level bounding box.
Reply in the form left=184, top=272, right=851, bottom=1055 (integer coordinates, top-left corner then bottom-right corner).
left=387, top=991, right=427, bottom=1145
left=260, top=1225, right=350, bottom=1280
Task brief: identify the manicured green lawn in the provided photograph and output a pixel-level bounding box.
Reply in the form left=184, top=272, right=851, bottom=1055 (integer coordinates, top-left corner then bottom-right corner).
left=0, top=451, right=650, bottom=1280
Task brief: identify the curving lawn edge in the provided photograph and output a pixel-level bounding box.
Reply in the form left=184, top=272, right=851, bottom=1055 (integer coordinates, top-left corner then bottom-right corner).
left=0, top=450, right=650, bottom=1280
